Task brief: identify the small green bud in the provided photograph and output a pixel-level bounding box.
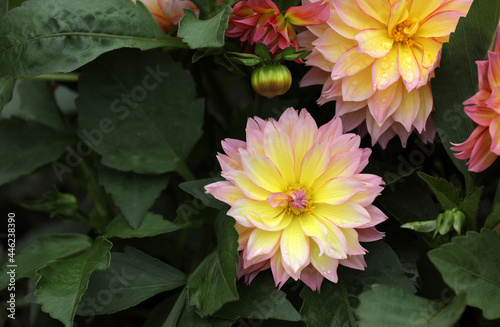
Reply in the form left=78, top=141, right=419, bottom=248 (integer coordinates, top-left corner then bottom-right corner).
left=401, top=220, right=437, bottom=233
left=251, top=65, right=292, bottom=99
left=19, top=188, right=78, bottom=219
left=437, top=210, right=455, bottom=235
left=452, top=208, right=466, bottom=234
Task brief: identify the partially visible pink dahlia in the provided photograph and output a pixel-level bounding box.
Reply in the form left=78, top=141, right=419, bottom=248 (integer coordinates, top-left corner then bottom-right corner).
left=134, top=0, right=197, bottom=32
left=451, top=25, right=500, bottom=172
left=299, top=0, right=472, bottom=148
left=205, top=108, right=386, bottom=290
left=226, top=0, right=329, bottom=54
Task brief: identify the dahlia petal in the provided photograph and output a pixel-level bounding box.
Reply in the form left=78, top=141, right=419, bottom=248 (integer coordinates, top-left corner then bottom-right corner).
left=263, top=121, right=295, bottom=186
left=366, top=115, right=393, bottom=145
left=270, top=251, right=290, bottom=288
left=413, top=84, right=433, bottom=133
left=392, top=86, right=420, bottom=131
left=300, top=265, right=326, bottom=291
left=356, top=29, right=394, bottom=58
left=246, top=126, right=265, bottom=156
left=355, top=148, right=372, bottom=173
left=356, top=0, right=391, bottom=24
left=246, top=228, right=282, bottom=261
left=372, top=46, right=400, bottom=90
left=387, top=0, right=409, bottom=36
left=314, top=29, right=358, bottom=64
left=310, top=242, right=339, bottom=283
left=312, top=177, right=365, bottom=205
left=267, top=192, right=289, bottom=208
left=247, top=211, right=292, bottom=231
left=313, top=150, right=363, bottom=188
left=465, top=106, right=496, bottom=126
left=376, top=127, right=397, bottom=149
left=468, top=128, right=498, bottom=172
left=229, top=170, right=270, bottom=201
left=451, top=126, right=487, bottom=160
left=338, top=254, right=366, bottom=270
left=360, top=204, right=388, bottom=228
left=339, top=109, right=367, bottom=132
left=329, top=133, right=362, bottom=156
left=331, top=47, right=376, bottom=80
left=305, top=49, right=334, bottom=72
left=368, top=82, right=398, bottom=124
left=463, top=89, right=491, bottom=106
left=342, top=67, right=377, bottom=102
left=339, top=228, right=366, bottom=255
left=228, top=198, right=282, bottom=226
left=318, top=116, right=344, bottom=142
left=314, top=217, right=349, bottom=258
left=436, top=0, right=473, bottom=15
left=417, top=11, right=465, bottom=38
left=285, top=1, right=329, bottom=26
left=392, top=123, right=412, bottom=147
left=300, top=67, right=331, bottom=87
left=488, top=52, right=500, bottom=89
left=349, top=178, right=384, bottom=207
left=477, top=60, right=490, bottom=91
left=299, top=213, right=329, bottom=256
left=313, top=202, right=372, bottom=228
left=408, top=0, right=446, bottom=21
left=333, top=0, right=385, bottom=30
left=278, top=107, right=300, bottom=135
left=240, top=149, right=285, bottom=193
left=398, top=43, right=421, bottom=92
left=248, top=0, right=279, bottom=14
left=413, top=37, right=443, bottom=69
left=280, top=218, right=310, bottom=278
left=205, top=181, right=245, bottom=206
left=357, top=227, right=385, bottom=242
left=328, top=7, right=358, bottom=39
left=222, top=138, right=246, bottom=160
left=291, top=110, right=319, bottom=176
left=336, top=98, right=367, bottom=116
left=489, top=115, right=500, bottom=155
left=300, top=139, right=332, bottom=188
left=217, top=153, right=241, bottom=172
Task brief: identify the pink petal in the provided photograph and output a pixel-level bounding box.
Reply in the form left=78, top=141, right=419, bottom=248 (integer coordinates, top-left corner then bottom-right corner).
left=301, top=67, right=330, bottom=87
left=368, top=82, right=399, bottom=124
left=205, top=181, right=245, bottom=206
left=270, top=251, right=290, bottom=289
left=465, top=106, right=497, bottom=126
left=285, top=1, right=329, bottom=26
left=300, top=265, right=326, bottom=291
left=489, top=115, right=500, bottom=155
left=314, top=29, right=357, bottom=64
left=391, top=86, right=420, bottom=131
left=248, top=0, right=279, bottom=14
left=338, top=255, right=366, bottom=270
left=356, top=227, right=385, bottom=242
left=477, top=60, right=491, bottom=91
left=488, top=52, right=500, bottom=89
left=468, top=128, right=497, bottom=172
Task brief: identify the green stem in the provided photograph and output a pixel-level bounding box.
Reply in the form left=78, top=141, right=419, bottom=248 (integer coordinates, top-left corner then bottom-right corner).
left=175, top=159, right=196, bottom=181
left=24, top=73, right=80, bottom=83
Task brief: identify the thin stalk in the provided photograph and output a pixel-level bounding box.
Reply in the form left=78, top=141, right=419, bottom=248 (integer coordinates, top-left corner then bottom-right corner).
left=25, top=73, right=80, bottom=83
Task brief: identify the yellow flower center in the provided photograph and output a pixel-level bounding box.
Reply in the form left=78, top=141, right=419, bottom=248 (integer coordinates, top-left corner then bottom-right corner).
left=286, top=185, right=314, bottom=215
left=393, top=18, right=419, bottom=47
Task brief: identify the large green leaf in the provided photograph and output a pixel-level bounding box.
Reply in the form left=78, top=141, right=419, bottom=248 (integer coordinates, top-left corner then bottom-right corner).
left=105, top=212, right=178, bottom=239
left=358, top=285, right=466, bottom=327
left=174, top=201, right=218, bottom=229
left=428, top=230, right=500, bottom=319
left=0, top=0, right=185, bottom=79
left=186, top=212, right=239, bottom=316
left=1, top=80, right=66, bottom=130
left=78, top=247, right=186, bottom=315
left=179, top=177, right=225, bottom=210
left=178, top=6, right=232, bottom=49
left=0, top=77, right=14, bottom=112
left=0, top=234, right=92, bottom=290
left=300, top=241, right=415, bottom=327
left=215, top=275, right=301, bottom=321
left=431, top=0, right=500, bottom=181
left=0, top=118, right=75, bottom=186
left=77, top=49, right=204, bottom=177
left=418, top=172, right=460, bottom=210
left=35, top=237, right=112, bottom=327
left=98, top=165, right=169, bottom=228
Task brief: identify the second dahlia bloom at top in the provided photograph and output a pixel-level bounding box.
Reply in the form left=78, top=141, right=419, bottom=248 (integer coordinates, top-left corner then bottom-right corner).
left=134, top=0, right=197, bottom=32
left=226, top=0, right=329, bottom=54
left=205, top=108, right=386, bottom=291
left=300, top=0, right=472, bottom=147
left=451, top=24, right=500, bottom=172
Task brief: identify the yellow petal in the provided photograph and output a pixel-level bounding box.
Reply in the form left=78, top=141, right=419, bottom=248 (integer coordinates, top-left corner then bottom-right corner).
left=339, top=227, right=366, bottom=255
left=300, top=140, right=331, bottom=188
left=356, top=29, right=394, bottom=58
left=310, top=242, right=339, bottom=282
left=372, top=46, right=400, bottom=90
left=313, top=202, right=371, bottom=228
left=341, top=66, right=376, bottom=101
left=310, top=150, right=363, bottom=191
left=291, top=110, right=318, bottom=177
left=280, top=218, right=310, bottom=275
left=391, top=86, right=420, bottom=131
left=299, top=213, right=329, bottom=256
left=312, top=177, right=365, bottom=205
left=356, top=0, right=391, bottom=24
left=331, top=47, right=375, bottom=80
left=413, top=37, right=442, bottom=69
left=263, top=121, right=295, bottom=186
left=398, top=43, right=421, bottom=91
left=387, top=0, right=409, bottom=36
left=333, top=0, right=385, bottom=30
left=417, top=11, right=465, bottom=38
left=246, top=228, right=282, bottom=261
left=248, top=211, right=292, bottom=231
left=230, top=170, right=270, bottom=201
left=313, top=29, right=357, bottom=64
left=408, top=0, right=446, bottom=21
left=240, top=149, right=285, bottom=193
left=313, top=214, right=349, bottom=259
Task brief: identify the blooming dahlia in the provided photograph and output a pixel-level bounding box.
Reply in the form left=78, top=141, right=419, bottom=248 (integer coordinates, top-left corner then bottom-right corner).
left=451, top=24, right=500, bottom=172
left=134, top=0, right=197, bottom=32
left=299, top=0, right=472, bottom=148
left=205, top=108, right=386, bottom=290
left=226, top=0, right=329, bottom=54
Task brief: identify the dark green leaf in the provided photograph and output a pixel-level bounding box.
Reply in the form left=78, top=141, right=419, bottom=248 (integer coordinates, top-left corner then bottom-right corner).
left=0, top=0, right=185, bottom=78
left=428, top=230, right=500, bottom=319
left=215, top=274, right=301, bottom=321
left=484, top=203, right=500, bottom=230
left=162, top=289, right=188, bottom=327
left=78, top=247, right=186, bottom=315
left=230, top=57, right=262, bottom=66
left=18, top=188, right=78, bottom=219
left=358, top=285, right=466, bottom=327
left=458, top=186, right=483, bottom=230
left=0, top=118, right=75, bottom=186
left=178, top=7, right=232, bottom=49
left=174, top=201, right=218, bottom=229
left=417, top=172, right=460, bottom=210
left=186, top=212, right=239, bottom=316
left=255, top=43, right=271, bottom=62
left=179, top=177, right=225, bottom=209
left=190, top=0, right=216, bottom=18
left=35, top=237, right=112, bottom=327
left=431, top=0, right=500, bottom=182
left=178, top=301, right=235, bottom=327
left=105, top=212, right=178, bottom=239
left=77, top=49, right=204, bottom=176
left=401, top=220, right=437, bottom=233
left=98, top=166, right=169, bottom=228
left=0, top=77, right=14, bottom=112
left=0, top=0, right=6, bottom=17
left=0, top=234, right=92, bottom=290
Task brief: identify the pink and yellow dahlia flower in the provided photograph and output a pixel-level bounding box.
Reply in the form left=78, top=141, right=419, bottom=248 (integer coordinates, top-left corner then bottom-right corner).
left=226, top=0, right=329, bottom=54
left=299, top=0, right=472, bottom=148
left=205, top=108, right=386, bottom=290
left=451, top=25, right=500, bottom=172
left=134, top=0, right=197, bottom=32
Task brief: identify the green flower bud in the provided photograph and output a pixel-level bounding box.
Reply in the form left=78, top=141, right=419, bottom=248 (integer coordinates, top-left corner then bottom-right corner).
left=19, top=188, right=78, bottom=219
left=452, top=208, right=466, bottom=235
left=437, top=210, right=455, bottom=235
left=251, top=65, right=292, bottom=99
